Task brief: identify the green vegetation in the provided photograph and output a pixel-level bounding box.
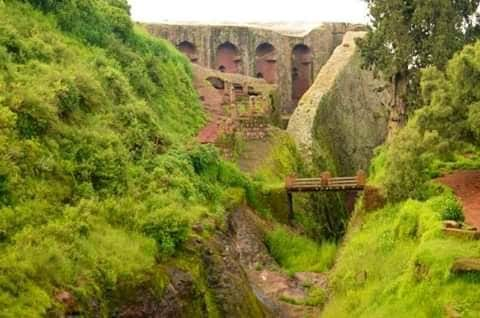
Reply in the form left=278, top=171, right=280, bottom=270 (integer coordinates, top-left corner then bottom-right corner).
left=266, top=227, right=336, bottom=274
left=359, top=0, right=479, bottom=115
left=251, top=131, right=348, bottom=240
left=324, top=193, right=480, bottom=317
left=5, top=0, right=480, bottom=316
left=376, top=41, right=480, bottom=202
left=325, top=40, right=480, bottom=317
left=0, top=1, right=257, bottom=315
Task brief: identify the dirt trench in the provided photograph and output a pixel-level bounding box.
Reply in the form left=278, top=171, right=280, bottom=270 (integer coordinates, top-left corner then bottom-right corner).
left=229, top=207, right=328, bottom=318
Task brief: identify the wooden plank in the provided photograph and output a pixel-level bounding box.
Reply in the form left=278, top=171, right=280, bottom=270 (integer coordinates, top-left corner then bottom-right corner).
left=451, top=258, right=480, bottom=273
left=287, top=186, right=364, bottom=192
left=290, top=181, right=357, bottom=186
left=292, top=177, right=357, bottom=182
left=443, top=228, right=480, bottom=240
left=329, top=181, right=359, bottom=184
left=288, top=182, right=361, bottom=186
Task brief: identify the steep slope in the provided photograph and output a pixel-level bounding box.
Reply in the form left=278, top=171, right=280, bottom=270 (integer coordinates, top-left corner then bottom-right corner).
left=323, top=41, right=480, bottom=318
left=0, top=1, right=266, bottom=316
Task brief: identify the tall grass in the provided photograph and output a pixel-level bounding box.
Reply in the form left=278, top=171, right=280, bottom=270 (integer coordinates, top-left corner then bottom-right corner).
left=0, top=1, right=257, bottom=315
left=266, top=227, right=337, bottom=274
left=323, top=192, right=480, bottom=317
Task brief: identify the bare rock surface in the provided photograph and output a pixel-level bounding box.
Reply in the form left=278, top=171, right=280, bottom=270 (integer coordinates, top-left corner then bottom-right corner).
left=288, top=31, right=391, bottom=174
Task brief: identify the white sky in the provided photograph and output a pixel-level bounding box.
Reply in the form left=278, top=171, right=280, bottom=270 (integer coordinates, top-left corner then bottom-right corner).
left=127, top=0, right=369, bottom=24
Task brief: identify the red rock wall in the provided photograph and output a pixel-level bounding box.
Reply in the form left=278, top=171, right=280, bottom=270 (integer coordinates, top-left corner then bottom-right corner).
left=255, top=43, right=277, bottom=84
left=177, top=41, right=198, bottom=63
left=216, top=42, right=241, bottom=73
left=144, top=23, right=365, bottom=113
left=291, top=44, right=313, bottom=107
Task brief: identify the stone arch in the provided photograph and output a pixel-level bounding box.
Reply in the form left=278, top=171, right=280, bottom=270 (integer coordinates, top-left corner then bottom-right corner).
left=292, top=44, right=313, bottom=106
left=177, top=41, right=198, bottom=63
left=215, top=42, right=241, bottom=74
left=255, top=42, right=277, bottom=84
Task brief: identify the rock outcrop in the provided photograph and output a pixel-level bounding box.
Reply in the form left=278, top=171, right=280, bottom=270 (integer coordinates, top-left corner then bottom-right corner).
left=287, top=32, right=391, bottom=174
left=192, top=64, right=279, bottom=144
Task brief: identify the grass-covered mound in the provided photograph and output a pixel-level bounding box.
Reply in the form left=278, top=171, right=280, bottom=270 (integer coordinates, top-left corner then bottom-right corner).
left=0, top=1, right=255, bottom=315
left=323, top=192, right=480, bottom=317
left=324, top=41, right=480, bottom=317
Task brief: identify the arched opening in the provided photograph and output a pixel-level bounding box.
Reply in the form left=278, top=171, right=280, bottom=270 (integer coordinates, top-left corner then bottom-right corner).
left=177, top=41, right=198, bottom=63
left=255, top=43, right=277, bottom=84
left=215, top=42, right=241, bottom=74
left=291, top=44, right=313, bottom=107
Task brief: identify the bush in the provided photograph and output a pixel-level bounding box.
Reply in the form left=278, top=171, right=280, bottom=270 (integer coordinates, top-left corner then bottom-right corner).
left=139, top=209, right=190, bottom=256
left=468, top=101, right=480, bottom=143
left=373, top=42, right=480, bottom=202
left=435, top=195, right=464, bottom=222
left=394, top=203, right=419, bottom=239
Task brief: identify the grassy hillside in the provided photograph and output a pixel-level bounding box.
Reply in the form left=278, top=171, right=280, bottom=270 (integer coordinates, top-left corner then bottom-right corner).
left=324, top=41, right=480, bottom=317
left=0, top=1, right=255, bottom=315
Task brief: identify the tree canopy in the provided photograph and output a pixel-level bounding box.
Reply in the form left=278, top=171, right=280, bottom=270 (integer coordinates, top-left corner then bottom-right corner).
left=358, top=0, right=480, bottom=116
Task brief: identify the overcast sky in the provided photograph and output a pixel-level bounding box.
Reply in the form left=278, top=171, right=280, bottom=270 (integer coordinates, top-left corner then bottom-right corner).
left=127, top=0, right=369, bottom=24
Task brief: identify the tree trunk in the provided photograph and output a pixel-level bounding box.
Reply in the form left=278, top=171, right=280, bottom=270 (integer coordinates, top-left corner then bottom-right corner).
left=387, top=73, right=408, bottom=139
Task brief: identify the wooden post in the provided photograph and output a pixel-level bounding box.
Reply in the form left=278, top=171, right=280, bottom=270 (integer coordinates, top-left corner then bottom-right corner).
left=356, top=169, right=366, bottom=186
left=285, top=176, right=295, bottom=223
left=285, top=175, right=295, bottom=189
left=321, top=171, right=331, bottom=186
left=287, top=191, right=294, bottom=223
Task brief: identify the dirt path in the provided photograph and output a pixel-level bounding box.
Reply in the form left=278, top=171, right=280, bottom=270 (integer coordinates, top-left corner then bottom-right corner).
left=438, top=170, right=480, bottom=229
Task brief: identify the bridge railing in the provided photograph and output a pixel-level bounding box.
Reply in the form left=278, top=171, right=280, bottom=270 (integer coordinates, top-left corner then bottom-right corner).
left=285, top=170, right=366, bottom=192
left=285, top=170, right=366, bottom=222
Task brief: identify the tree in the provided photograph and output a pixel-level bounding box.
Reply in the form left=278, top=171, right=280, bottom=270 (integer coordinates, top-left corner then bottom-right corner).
left=358, top=0, right=480, bottom=129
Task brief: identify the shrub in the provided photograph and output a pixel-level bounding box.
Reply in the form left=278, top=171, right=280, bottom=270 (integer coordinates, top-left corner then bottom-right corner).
left=139, top=209, right=190, bottom=256
left=468, top=101, right=480, bottom=143
left=437, top=196, right=464, bottom=222
left=394, top=203, right=419, bottom=239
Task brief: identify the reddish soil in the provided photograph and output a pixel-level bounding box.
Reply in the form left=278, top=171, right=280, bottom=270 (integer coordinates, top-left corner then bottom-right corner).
left=197, top=122, right=221, bottom=144
left=438, top=170, right=480, bottom=229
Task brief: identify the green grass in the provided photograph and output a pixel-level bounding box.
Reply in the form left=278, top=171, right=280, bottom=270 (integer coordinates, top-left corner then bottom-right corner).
left=266, top=227, right=337, bottom=274
left=0, top=1, right=257, bottom=315
left=323, top=192, right=480, bottom=317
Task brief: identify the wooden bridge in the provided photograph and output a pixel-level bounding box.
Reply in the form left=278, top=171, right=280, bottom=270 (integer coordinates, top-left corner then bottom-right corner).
left=285, top=171, right=366, bottom=220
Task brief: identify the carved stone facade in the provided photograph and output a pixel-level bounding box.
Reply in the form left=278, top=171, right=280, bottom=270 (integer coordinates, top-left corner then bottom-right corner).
left=144, top=22, right=365, bottom=112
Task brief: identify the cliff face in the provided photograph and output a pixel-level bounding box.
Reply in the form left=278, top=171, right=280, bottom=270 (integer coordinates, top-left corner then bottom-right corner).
left=288, top=32, right=391, bottom=174
left=144, top=23, right=365, bottom=112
